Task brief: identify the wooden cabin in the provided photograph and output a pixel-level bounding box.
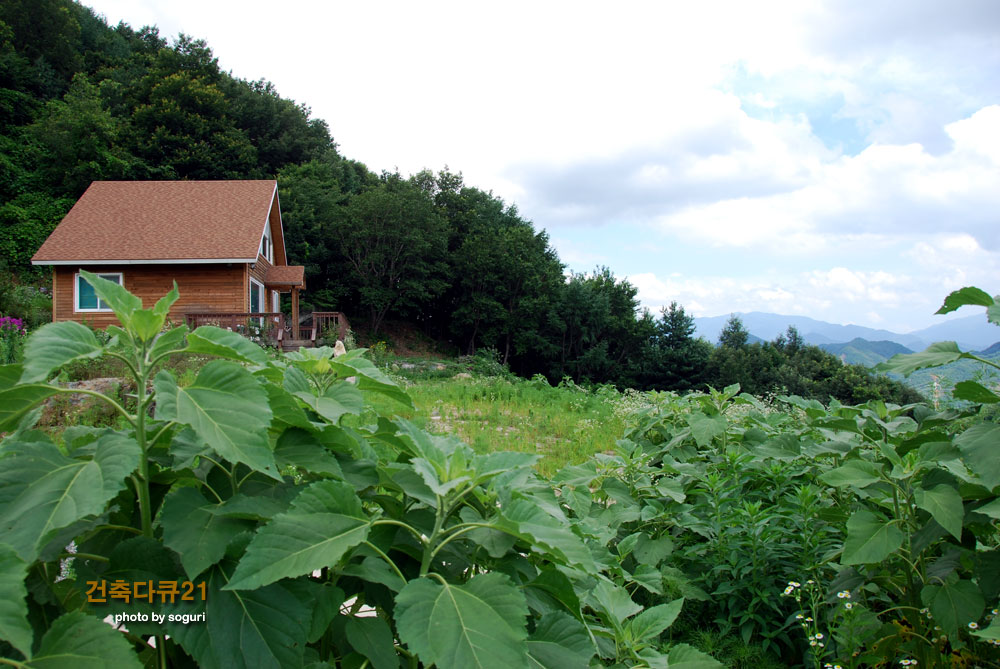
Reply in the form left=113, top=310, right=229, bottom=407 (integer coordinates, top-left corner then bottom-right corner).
left=31, top=180, right=309, bottom=341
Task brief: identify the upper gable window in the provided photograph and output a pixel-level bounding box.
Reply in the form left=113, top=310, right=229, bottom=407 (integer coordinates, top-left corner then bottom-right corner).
left=259, top=225, right=273, bottom=263
left=76, top=272, right=123, bottom=312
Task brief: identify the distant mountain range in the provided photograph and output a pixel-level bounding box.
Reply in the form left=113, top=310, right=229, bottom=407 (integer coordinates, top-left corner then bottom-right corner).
left=691, top=311, right=1000, bottom=397
left=693, top=312, right=1000, bottom=353
left=819, top=339, right=915, bottom=367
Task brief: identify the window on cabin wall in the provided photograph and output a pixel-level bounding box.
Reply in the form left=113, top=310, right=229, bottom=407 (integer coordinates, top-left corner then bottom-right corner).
left=76, top=272, right=122, bottom=312
left=249, top=278, right=265, bottom=327
left=258, top=225, right=272, bottom=263
left=249, top=278, right=264, bottom=313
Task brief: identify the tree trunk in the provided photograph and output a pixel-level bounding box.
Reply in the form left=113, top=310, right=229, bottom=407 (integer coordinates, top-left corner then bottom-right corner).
left=466, top=320, right=479, bottom=356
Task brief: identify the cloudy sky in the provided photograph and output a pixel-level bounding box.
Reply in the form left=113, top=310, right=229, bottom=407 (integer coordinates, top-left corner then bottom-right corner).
left=84, top=0, right=1000, bottom=333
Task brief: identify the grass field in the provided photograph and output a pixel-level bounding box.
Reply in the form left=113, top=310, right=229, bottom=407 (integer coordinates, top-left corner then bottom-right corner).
left=362, top=357, right=651, bottom=477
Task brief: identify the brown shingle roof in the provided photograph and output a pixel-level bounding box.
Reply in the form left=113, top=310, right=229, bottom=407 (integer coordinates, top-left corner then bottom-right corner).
left=32, top=180, right=278, bottom=263
left=264, top=265, right=305, bottom=288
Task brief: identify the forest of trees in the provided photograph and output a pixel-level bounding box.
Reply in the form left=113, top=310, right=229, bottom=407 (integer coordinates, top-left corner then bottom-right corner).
left=0, top=0, right=922, bottom=405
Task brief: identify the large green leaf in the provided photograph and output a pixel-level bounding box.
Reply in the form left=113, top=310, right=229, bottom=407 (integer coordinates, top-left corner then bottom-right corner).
left=224, top=479, right=370, bottom=590
left=629, top=598, right=684, bottom=642
left=525, top=568, right=582, bottom=620
left=973, top=618, right=1000, bottom=641
left=148, top=324, right=189, bottom=361
left=302, top=582, right=345, bottom=643
left=294, top=383, right=364, bottom=424
left=0, top=433, right=139, bottom=562
left=664, top=644, right=726, bottom=669
left=976, top=498, right=1000, bottom=520
left=345, top=616, right=398, bottom=669
left=936, top=286, right=994, bottom=314
left=130, top=308, right=164, bottom=343
left=498, top=497, right=595, bottom=571
left=19, top=322, right=103, bottom=383
left=471, top=452, right=541, bottom=484
left=526, top=611, right=594, bottom=669
left=0, top=365, right=59, bottom=432
left=953, top=380, right=1000, bottom=404
left=875, top=342, right=969, bottom=377
left=754, top=433, right=801, bottom=460
left=411, top=456, right=470, bottom=496
left=820, top=460, right=883, bottom=488
left=590, top=578, right=642, bottom=628
left=915, top=485, right=964, bottom=540
left=954, top=423, right=1000, bottom=491
left=25, top=611, right=141, bottom=668
left=152, top=280, right=180, bottom=317
left=159, top=487, right=253, bottom=579
left=168, top=565, right=309, bottom=669
left=185, top=325, right=268, bottom=365
left=263, top=383, right=315, bottom=431
left=154, top=361, right=278, bottom=479
left=395, top=573, right=529, bottom=669
left=841, top=510, right=904, bottom=565
left=0, top=544, right=32, bottom=659
left=207, top=492, right=293, bottom=522
left=921, top=578, right=984, bottom=638
left=274, top=429, right=344, bottom=478
left=329, top=355, right=413, bottom=408
left=687, top=413, right=727, bottom=447
left=340, top=555, right=407, bottom=592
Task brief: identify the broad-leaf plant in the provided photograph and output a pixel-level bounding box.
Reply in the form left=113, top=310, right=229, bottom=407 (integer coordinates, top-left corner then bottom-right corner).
left=0, top=272, right=720, bottom=667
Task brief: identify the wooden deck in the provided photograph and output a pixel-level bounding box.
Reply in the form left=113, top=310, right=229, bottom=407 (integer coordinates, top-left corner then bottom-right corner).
left=184, top=311, right=350, bottom=351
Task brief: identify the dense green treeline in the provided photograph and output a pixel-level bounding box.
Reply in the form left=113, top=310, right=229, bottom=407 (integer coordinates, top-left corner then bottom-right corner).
left=0, top=0, right=920, bottom=404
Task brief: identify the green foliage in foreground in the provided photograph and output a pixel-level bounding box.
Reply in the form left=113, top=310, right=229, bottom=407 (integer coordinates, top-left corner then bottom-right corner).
left=2, top=277, right=999, bottom=668
left=0, top=272, right=725, bottom=667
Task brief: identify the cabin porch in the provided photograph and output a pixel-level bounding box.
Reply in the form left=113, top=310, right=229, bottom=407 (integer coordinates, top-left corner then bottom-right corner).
left=184, top=311, right=351, bottom=352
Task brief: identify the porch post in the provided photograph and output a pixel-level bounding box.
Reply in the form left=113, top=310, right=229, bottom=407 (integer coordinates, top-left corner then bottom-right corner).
left=292, top=287, right=300, bottom=339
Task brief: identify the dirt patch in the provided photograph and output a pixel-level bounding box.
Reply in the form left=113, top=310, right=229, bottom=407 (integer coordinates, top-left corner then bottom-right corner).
left=38, top=377, right=133, bottom=428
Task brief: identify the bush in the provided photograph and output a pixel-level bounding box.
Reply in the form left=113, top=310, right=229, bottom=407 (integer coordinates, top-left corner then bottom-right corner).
left=458, top=346, right=512, bottom=378
left=0, top=315, right=27, bottom=364
left=0, top=273, right=52, bottom=330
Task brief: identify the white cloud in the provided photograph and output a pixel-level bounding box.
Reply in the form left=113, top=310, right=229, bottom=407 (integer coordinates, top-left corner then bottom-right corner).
left=80, top=0, right=1000, bottom=331
left=649, top=106, right=1000, bottom=252
left=627, top=265, right=980, bottom=332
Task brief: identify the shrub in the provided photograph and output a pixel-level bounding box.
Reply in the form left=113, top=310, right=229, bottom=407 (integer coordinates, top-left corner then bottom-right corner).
left=0, top=315, right=27, bottom=364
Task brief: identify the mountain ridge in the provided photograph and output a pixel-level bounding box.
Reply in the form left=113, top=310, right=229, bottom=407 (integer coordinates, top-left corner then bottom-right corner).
left=693, top=311, right=998, bottom=352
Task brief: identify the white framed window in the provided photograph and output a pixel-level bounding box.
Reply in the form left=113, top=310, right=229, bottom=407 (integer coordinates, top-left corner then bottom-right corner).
left=258, top=225, right=273, bottom=263
left=249, top=278, right=264, bottom=313
left=75, top=272, right=123, bottom=312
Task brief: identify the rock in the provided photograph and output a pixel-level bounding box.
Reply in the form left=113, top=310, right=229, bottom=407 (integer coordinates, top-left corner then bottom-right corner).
left=455, top=372, right=472, bottom=379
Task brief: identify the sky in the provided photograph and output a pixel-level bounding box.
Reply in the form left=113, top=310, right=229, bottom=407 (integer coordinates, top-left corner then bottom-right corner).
left=82, top=0, right=1000, bottom=334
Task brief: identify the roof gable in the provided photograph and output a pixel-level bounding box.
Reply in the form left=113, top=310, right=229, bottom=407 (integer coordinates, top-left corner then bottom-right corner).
left=32, top=180, right=279, bottom=264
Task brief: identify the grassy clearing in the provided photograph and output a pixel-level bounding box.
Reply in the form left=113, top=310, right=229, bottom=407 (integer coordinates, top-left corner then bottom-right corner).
left=42, top=341, right=643, bottom=476
left=364, top=357, right=651, bottom=476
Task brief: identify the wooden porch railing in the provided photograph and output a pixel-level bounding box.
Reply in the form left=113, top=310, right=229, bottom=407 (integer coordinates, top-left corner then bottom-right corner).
left=308, top=312, right=351, bottom=342
left=185, top=312, right=285, bottom=346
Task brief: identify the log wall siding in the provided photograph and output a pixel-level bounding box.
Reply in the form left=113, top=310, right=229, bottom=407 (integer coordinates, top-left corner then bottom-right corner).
left=54, top=264, right=246, bottom=329
left=251, top=255, right=271, bottom=284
